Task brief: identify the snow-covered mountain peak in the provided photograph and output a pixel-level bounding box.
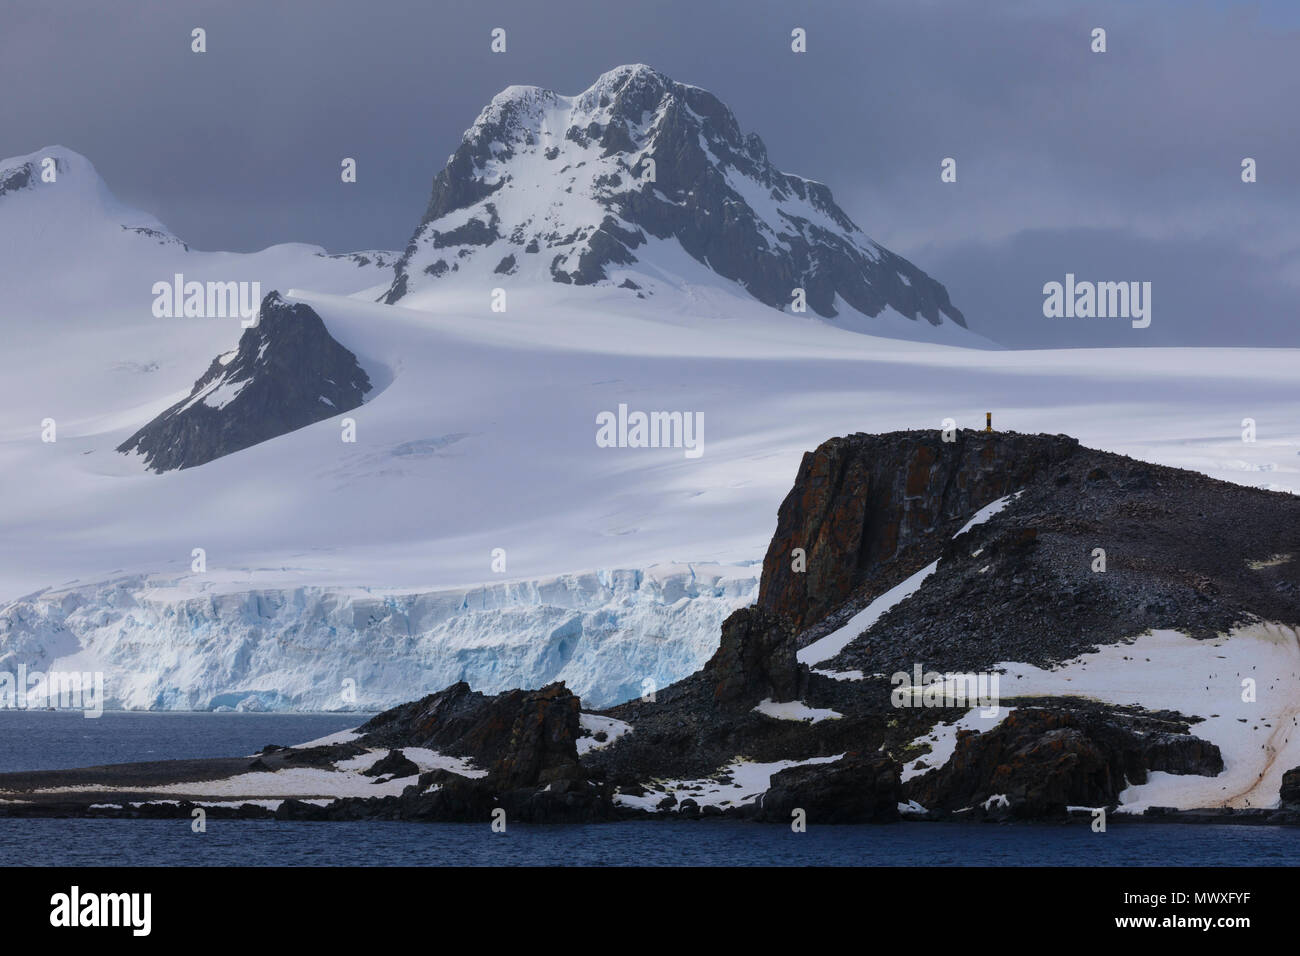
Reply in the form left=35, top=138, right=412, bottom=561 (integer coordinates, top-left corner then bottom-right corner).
left=384, top=65, right=967, bottom=332
left=571, top=62, right=673, bottom=117
left=470, top=64, right=668, bottom=143
left=0, top=144, right=179, bottom=241
left=2, top=145, right=91, bottom=198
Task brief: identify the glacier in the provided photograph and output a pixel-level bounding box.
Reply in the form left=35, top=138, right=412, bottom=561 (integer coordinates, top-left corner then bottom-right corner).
left=0, top=563, right=757, bottom=711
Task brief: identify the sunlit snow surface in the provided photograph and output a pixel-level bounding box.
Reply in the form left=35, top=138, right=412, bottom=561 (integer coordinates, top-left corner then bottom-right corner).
left=999, top=625, right=1300, bottom=812
left=577, top=713, right=634, bottom=755
left=753, top=698, right=842, bottom=723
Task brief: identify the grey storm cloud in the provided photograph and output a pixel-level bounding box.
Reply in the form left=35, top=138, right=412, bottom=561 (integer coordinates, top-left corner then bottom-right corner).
left=2, top=0, right=1297, bottom=346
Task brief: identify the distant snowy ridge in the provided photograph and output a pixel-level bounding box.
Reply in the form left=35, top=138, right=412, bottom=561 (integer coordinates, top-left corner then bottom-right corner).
left=0, top=563, right=759, bottom=711
left=0, top=146, right=176, bottom=237
left=0, top=145, right=398, bottom=326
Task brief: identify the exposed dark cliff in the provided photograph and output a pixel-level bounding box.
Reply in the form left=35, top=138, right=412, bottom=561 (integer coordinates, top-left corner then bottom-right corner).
left=117, top=292, right=371, bottom=472
left=758, top=430, right=1080, bottom=631
left=811, top=430, right=1300, bottom=679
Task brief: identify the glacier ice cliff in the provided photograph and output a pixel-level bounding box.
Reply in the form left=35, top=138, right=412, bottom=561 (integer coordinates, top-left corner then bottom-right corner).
left=0, top=563, right=757, bottom=711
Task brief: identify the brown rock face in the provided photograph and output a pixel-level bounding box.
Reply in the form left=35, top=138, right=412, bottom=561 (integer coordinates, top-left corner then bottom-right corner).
left=349, top=680, right=603, bottom=822
left=703, top=606, right=803, bottom=711
left=758, top=430, right=1080, bottom=631
left=355, top=679, right=584, bottom=788
left=490, top=682, right=585, bottom=788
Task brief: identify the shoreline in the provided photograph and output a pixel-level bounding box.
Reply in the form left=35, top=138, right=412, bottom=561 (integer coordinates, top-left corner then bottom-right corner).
left=2, top=753, right=1296, bottom=827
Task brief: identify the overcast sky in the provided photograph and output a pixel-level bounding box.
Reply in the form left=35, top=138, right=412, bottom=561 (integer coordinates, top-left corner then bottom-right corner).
left=4, top=0, right=1297, bottom=347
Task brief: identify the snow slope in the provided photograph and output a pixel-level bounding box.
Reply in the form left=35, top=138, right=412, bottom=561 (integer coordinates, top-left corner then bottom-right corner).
left=899, top=624, right=1300, bottom=811
left=9, top=283, right=1294, bottom=603
left=998, top=624, right=1300, bottom=812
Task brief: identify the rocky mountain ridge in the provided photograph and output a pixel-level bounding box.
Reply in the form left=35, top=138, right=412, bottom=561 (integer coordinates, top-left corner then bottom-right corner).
left=383, top=64, right=967, bottom=330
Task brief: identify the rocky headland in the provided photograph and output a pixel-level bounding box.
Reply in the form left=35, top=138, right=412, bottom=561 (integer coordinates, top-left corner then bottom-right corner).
left=6, top=429, right=1299, bottom=825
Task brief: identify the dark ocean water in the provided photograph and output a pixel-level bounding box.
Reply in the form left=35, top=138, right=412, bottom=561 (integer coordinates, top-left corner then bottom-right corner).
left=3, top=818, right=1297, bottom=866
left=0, top=710, right=364, bottom=773
left=1, top=712, right=1297, bottom=866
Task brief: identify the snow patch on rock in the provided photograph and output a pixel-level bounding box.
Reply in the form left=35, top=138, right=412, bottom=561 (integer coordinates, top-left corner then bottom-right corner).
left=753, top=698, right=842, bottom=723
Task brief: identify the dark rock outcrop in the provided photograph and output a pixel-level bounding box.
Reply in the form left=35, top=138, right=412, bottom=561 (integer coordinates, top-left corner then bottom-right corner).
left=0, top=156, right=65, bottom=199
left=489, top=682, right=585, bottom=789
left=703, top=606, right=804, bottom=711
left=362, top=749, right=420, bottom=779
left=586, top=431, right=1299, bottom=822
left=357, top=680, right=585, bottom=790
left=316, top=250, right=400, bottom=269
left=0, top=160, right=34, bottom=197
left=757, top=753, right=901, bottom=823
left=122, top=224, right=188, bottom=250
left=117, top=292, right=371, bottom=471
left=905, top=707, right=1223, bottom=817
left=1282, top=767, right=1300, bottom=809
left=338, top=680, right=608, bottom=823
